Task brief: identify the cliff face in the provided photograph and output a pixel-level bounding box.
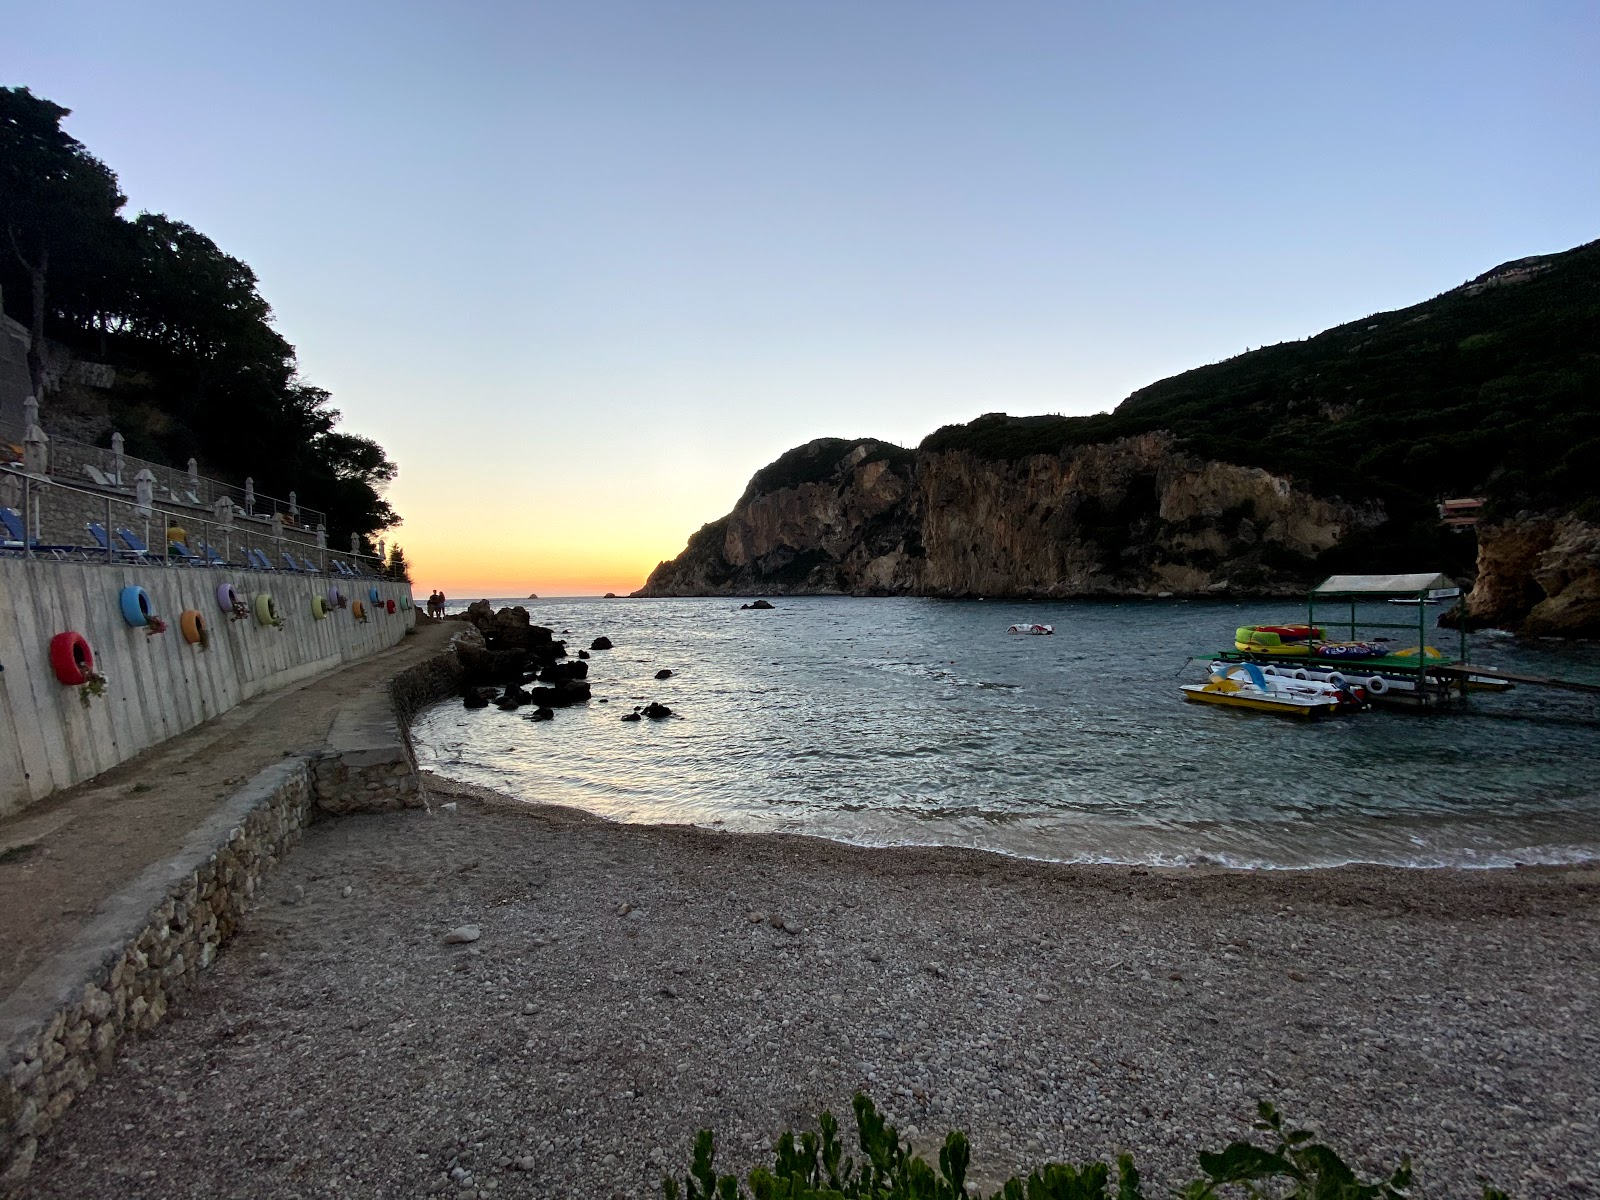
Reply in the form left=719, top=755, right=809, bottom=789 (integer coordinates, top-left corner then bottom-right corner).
left=636, top=434, right=1378, bottom=598
left=1461, top=515, right=1600, bottom=636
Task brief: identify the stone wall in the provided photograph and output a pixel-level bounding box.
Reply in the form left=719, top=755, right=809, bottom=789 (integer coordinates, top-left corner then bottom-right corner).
left=311, top=645, right=464, bottom=814
left=0, top=758, right=315, bottom=1193
left=2, top=470, right=337, bottom=562
left=0, top=557, right=415, bottom=816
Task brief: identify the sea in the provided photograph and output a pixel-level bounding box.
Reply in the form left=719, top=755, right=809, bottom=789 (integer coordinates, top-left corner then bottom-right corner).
left=409, top=596, right=1600, bottom=870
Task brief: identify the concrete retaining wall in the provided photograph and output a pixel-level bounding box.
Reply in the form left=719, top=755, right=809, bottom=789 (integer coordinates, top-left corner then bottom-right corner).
left=0, top=557, right=414, bottom=816
left=0, top=757, right=315, bottom=1193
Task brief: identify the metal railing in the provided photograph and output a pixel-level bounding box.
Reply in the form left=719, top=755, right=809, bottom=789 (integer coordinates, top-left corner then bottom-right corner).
left=0, top=467, right=386, bottom=579
left=0, top=418, right=328, bottom=531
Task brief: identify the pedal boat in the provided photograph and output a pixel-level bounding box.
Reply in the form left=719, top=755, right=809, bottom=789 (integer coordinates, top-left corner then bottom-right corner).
left=1181, top=662, right=1359, bottom=718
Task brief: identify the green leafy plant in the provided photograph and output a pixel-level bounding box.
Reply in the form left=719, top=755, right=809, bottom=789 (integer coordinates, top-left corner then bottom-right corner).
left=665, top=1096, right=1510, bottom=1200
left=77, top=670, right=108, bottom=709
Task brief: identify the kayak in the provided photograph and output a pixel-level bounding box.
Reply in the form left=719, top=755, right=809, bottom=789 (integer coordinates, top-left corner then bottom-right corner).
left=1234, top=625, right=1324, bottom=655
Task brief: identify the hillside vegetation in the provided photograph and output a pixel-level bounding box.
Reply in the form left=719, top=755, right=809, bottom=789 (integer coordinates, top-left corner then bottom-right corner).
left=0, top=86, right=396, bottom=539
left=922, top=240, right=1600, bottom=567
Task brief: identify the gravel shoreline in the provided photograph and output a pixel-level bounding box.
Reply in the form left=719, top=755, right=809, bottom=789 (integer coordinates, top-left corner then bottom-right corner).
left=18, top=779, right=1600, bottom=1199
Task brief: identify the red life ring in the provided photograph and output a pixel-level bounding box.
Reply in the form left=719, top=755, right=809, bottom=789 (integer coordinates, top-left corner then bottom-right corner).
left=385, top=599, right=396, bottom=614
left=49, top=632, right=95, bottom=685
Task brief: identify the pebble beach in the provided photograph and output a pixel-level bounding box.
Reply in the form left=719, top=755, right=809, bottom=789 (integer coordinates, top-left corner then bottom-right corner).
left=16, top=778, right=1599, bottom=1199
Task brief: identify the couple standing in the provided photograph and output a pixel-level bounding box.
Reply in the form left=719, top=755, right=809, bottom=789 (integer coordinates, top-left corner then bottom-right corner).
left=425, top=590, right=448, bottom=619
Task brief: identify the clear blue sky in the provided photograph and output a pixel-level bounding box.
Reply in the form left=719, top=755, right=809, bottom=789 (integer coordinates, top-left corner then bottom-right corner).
left=9, top=1, right=1598, bottom=591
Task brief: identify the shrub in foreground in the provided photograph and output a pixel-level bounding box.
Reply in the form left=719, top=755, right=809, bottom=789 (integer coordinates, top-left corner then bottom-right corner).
left=664, top=1095, right=1511, bottom=1200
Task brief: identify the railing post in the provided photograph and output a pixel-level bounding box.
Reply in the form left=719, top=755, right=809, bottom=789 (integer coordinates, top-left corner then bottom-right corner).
left=22, top=474, right=32, bottom=560
left=105, top=496, right=113, bottom=563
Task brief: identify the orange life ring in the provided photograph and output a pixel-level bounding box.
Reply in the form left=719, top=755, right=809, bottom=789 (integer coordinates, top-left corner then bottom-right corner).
left=352, top=600, right=367, bottom=620
left=179, top=610, right=208, bottom=647
left=49, top=632, right=95, bottom=685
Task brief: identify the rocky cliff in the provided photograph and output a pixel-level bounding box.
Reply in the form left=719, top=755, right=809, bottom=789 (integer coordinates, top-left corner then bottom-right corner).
left=635, top=433, right=1381, bottom=599
left=1457, top=515, right=1600, bottom=636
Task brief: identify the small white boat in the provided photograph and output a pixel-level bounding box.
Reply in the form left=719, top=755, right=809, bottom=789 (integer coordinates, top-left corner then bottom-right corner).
left=1007, top=623, right=1054, bottom=635
left=1386, top=598, right=1440, bottom=606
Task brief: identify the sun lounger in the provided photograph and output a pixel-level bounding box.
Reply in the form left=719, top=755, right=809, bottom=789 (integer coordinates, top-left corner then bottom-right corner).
left=1, top=508, right=76, bottom=557
left=114, top=527, right=154, bottom=559
left=331, top=559, right=356, bottom=578
left=168, top=539, right=204, bottom=565
left=247, top=548, right=275, bottom=571
left=198, top=542, right=230, bottom=567
left=83, top=464, right=127, bottom=490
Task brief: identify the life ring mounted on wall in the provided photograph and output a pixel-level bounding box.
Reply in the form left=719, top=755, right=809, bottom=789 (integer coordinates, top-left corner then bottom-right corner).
left=179, top=610, right=208, bottom=648
left=118, top=586, right=152, bottom=628
left=311, top=595, right=330, bottom=620
left=49, top=632, right=95, bottom=686
left=254, top=593, right=280, bottom=627
left=216, top=583, right=240, bottom=613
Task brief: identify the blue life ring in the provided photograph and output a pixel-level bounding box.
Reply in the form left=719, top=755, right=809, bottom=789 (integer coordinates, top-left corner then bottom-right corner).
left=118, top=585, right=152, bottom=627
left=368, top=585, right=380, bottom=603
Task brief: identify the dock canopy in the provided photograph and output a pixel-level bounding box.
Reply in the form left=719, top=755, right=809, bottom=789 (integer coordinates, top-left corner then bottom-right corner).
left=1312, top=572, right=1459, bottom=598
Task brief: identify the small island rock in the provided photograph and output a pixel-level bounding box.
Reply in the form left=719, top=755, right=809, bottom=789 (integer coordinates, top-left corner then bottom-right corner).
left=590, top=636, right=613, bottom=650
left=655, top=668, right=673, bottom=679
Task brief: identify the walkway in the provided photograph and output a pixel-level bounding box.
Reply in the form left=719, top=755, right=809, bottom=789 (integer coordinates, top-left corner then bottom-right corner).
left=0, top=619, right=455, bottom=999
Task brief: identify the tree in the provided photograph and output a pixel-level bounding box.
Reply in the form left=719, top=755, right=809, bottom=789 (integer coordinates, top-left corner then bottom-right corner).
left=385, top=544, right=412, bottom=582
left=0, top=87, right=125, bottom=398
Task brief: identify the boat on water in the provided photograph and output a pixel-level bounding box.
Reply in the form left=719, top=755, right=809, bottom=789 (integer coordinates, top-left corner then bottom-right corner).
left=1181, top=662, right=1366, bottom=718
left=1386, top=597, right=1440, bottom=606
left=1007, top=623, right=1054, bottom=635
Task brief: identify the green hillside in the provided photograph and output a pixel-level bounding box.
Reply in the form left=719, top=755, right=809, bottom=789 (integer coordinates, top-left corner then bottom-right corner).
left=922, top=239, right=1600, bottom=568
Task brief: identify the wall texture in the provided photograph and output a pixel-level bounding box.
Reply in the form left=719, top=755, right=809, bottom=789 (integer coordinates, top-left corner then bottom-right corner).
left=0, top=558, right=414, bottom=815
left=0, top=757, right=315, bottom=1193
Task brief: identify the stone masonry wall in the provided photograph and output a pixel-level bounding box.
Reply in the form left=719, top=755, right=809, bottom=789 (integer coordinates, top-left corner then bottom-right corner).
left=0, top=758, right=314, bottom=1193
left=0, top=642, right=466, bottom=1193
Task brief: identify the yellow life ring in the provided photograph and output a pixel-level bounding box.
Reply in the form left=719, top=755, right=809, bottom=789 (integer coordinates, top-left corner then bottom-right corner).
left=254, top=593, right=279, bottom=627
left=179, top=610, right=208, bottom=648
left=311, top=595, right=330, bottom=620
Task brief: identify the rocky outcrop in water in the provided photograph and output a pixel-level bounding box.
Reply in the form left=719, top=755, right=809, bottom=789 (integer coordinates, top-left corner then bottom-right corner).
left=635, top=434, right=1379, bottom=599
left=1457, top=515, right=1600, bottom=636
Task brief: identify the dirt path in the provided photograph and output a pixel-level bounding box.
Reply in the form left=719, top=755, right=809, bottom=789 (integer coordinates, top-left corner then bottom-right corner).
left=0, top=619, right=455, bottom=999
left=16, top=784, right=1600, bottom=1199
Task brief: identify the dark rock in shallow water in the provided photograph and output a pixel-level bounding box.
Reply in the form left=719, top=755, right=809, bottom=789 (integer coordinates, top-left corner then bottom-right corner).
left=590, top=636, right=613, bottom=650
left=577, top=649, right=590, bottom=659
left=532, top=680, right=592, bottom=707
left=526, top=706, right=554, bottom=721
left=462, top=689, right=491, bottom=710
left=642, top=701, right=673, bottom=719
left=621, top=711, right=642, bottom=722
left=539, top=660, right=589, bottom=683
left=740, top=599, right=775, bottom=610
left=655, top=669, right=673, bottom=679
left=500, top=685, right=532, bottom=706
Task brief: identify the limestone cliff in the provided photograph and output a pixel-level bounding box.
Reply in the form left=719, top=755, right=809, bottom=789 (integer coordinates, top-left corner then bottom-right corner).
left=1458, top=515, right=1600, bottom=636
left=635, top=433, right=1379, bottom=599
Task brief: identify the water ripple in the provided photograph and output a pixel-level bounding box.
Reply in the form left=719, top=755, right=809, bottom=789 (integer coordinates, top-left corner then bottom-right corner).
left=411, top=596, right=1600, bottom=869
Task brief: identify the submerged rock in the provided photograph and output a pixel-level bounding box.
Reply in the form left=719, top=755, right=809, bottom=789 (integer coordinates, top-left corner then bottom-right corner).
left=621, top=711, right=642, bottom=722
left=741, top=599, right=776, bottom=610
left=590, top=636, right=613, bottom=650
left=642, top=701, right=673, bottom=719
left=526, top=706, right=554, bottom=721
left=655, top=669, right=673, bottom=679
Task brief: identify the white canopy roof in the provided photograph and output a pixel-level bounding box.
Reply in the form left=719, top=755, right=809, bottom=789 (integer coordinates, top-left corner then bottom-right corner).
left=1312, top=572, right=1458, bottom=596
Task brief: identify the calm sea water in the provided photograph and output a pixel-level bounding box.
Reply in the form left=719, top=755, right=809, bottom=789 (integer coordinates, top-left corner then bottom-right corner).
left=409, top=597, right=1600, bottom=869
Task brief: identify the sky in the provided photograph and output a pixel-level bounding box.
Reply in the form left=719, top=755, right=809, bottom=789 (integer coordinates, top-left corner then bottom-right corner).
left=7, top=1, right=1598, bottom=594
